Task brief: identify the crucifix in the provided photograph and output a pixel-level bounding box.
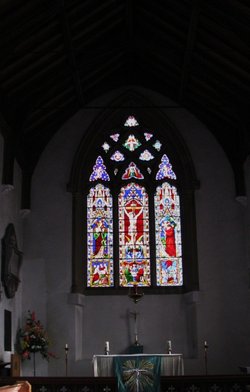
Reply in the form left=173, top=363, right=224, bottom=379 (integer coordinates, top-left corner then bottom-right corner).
left=130, top=311, right=140, bottom=345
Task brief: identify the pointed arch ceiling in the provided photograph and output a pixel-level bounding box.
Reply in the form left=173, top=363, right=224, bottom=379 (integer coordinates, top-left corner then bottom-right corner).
left=0, top=0, right=249, bottom=195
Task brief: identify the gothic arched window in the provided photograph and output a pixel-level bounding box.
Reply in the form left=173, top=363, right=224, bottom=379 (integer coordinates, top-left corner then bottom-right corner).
left=69, top=111, right=199, bottom=295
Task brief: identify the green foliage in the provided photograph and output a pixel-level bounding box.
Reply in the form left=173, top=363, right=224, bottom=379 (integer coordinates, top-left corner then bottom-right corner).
left=15, top=310, right=55, bottom=361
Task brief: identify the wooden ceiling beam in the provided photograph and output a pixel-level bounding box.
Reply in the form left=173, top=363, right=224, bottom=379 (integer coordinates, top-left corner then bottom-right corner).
left=140, top=48, right=182, bottom=77
left=1, top=49, right=64, bottom=90
left=0, top=37, right=63, bottom=79
left=125, top=0, right=134, bottom=83
left=200, top=12, right=250, bottom=52
left=30, top=76, right=74, bottom=103
left=57, top=0, right=85, bottom=108
left=24, top=87, right=75, bottom=129
left=179, top=0, right=200, bottom=102
left=81, top=53, right=124, bottom=91
left=7, top=22, right=61, bottom=57
left=187, top=77, right=239, bottom=125
left=126, top=0, right=133, bottom=42
left=196, top=41, right=250, bottom=82
left=203, top=0, right=250, bottom=26
left=2, top=57, right=66, bottom=93
left=0, top=1, right=57, bottom=34
left=72, top=7, right=123, bottom=46
left=227, top=0, right=250, bottom=15
left=198, top=26, right=250, bottom=70
left=0, top=0, right=37, bottom=25
left=68, top=0, right=115, bottom=28
left=192, top=48, right=250, bottom=96
left=24, top=95, right=76, bottom=133
left=138, top=6, right=186, bottom=43
left=144, top=0, right=190, bottom=30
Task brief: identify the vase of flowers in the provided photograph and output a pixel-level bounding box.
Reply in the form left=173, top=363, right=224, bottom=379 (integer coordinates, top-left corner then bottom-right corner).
left=15, top=310, right=55, bottom=376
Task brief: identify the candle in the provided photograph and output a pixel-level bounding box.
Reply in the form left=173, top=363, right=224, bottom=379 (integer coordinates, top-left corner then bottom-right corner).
left=65, top=343, right=68, bottom=349
left=167, top=340, right=172, bottom=353
left=105, top=341, right=109, bottom=351
left=204, top=341, right=208, bottom=348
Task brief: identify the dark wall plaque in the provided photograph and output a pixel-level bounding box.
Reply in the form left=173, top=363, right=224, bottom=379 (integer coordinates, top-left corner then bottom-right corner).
left=1, top=223, right=23, bottom=298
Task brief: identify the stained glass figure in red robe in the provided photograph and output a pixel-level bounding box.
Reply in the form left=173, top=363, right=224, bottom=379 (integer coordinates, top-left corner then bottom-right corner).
left=160, top=216, right=177, bottom=257
left=92, top=217, right=109, bottom=257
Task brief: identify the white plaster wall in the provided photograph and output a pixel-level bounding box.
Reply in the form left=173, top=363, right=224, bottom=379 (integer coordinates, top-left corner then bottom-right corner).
left=0, top=132, right=24, bottom=367
left=22, top=87, right=249, bottom=377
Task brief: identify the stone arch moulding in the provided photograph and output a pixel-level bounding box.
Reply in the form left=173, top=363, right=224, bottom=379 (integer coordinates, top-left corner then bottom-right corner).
left=68, top=90, right=200, bottom=295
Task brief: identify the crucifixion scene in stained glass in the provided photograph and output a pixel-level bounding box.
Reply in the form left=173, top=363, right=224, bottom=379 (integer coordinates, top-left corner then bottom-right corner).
left=119, top=183, right=151, bottom=287
left=86, top=115, right=183, bottom=288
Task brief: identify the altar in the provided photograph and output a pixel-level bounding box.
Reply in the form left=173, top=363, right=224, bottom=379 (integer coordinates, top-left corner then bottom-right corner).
left=93, top=353, right=184, bottom=377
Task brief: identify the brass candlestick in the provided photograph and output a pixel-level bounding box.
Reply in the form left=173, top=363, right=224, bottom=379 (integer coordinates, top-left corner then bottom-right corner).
left=204, top=341, right=208, bottom=375
left=65, top=344, right=69, bottom=376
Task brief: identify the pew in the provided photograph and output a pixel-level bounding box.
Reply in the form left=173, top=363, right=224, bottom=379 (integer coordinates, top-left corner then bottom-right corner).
left=0, top=382, right=31, bottom=392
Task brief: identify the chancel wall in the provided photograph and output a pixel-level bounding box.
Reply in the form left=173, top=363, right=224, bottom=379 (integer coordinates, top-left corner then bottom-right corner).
left=0, top=132, right=23, bottom=366
left=2, top=87, right=249, bottom=376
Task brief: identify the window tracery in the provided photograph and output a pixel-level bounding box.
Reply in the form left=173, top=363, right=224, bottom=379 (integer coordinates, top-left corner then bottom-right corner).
left=87, top=116, right=183, bottom=288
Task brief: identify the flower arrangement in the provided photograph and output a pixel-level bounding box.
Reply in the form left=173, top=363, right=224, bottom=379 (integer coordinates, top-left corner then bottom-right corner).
left=16, top=310, right=55, bottom=361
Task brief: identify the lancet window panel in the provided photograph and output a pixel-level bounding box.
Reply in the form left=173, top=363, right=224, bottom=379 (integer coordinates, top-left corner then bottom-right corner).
left=87, top=184, right=114, bottom=288
left=154, top=182, right=183, bottom=287
left=118, top=183, right=151, bottom=288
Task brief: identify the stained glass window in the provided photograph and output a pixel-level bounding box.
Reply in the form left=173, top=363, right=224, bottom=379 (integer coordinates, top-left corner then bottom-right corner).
left=154, top=183, right=183, bottom=286
left=122, top=162, right=144, bottom=180
left=111, top=151, right=125, bottom=162
left=156, top=154, right=176, bottom=180
left=119, top=183, right=150, bottom=287
left=110, top=133, right=120, bottom=142
left=139, top=150, right=154, bottom=161
left=124, top=116, right=139, bottom=127
left=144, top=132, right=153, bottom=141
left=87, top=184, right=113, bottom=287
left=153, top=140, right=162, bottom=151
left=85, top=115, right=186, bottom=291
left=89, top=156, right=110, bottom=181
left=102, top=142, right=110, bottom=153
left=123, top=135, right=141, bottom=151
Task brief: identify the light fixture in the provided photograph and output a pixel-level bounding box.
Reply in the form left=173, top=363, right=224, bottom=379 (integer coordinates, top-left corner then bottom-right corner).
left=128, top=284, right=144, bottom=304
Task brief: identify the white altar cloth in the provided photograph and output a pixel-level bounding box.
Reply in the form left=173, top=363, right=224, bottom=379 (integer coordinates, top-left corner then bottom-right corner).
left=93, top=353, right=184, bottom=377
